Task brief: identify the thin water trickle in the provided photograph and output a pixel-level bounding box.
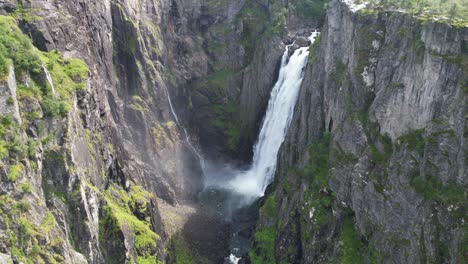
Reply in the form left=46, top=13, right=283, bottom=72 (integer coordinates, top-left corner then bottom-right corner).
left=166, top=91, right=206, bottom=171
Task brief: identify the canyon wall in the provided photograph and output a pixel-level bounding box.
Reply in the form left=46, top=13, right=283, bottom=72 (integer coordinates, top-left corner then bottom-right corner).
left=251, top=0, right=467, bottom=263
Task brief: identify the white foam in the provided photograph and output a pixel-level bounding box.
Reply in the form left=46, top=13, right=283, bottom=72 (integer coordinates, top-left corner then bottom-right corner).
left=224, top=32, right=320, bottom=203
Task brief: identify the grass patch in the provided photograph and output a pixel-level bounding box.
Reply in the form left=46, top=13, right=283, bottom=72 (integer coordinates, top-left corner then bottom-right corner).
left=359, top=0, right=468, bottom=26
left=0, top=16, right=42, bottom=78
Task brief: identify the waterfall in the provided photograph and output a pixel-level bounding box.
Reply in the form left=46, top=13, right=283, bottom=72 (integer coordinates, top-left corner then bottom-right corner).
left=42, top=64, right=57, bottom=96
left=165, top=90, right=206, bottom=170
left=226, top=31, right=320, bottom=204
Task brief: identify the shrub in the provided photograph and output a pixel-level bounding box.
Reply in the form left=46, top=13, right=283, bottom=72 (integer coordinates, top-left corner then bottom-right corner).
left=295, top=0, right=329, bottom=19
left=20, top=182, right=32, bottom=193
left=41, top=96, right=70, bottom=117
left=398, top=129, right=425, bottom=155
left=7, top=164, right=22, bottom=182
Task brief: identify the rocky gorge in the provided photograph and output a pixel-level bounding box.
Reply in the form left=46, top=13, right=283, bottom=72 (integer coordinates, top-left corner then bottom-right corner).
left=0, top=0, right=465, bottom=263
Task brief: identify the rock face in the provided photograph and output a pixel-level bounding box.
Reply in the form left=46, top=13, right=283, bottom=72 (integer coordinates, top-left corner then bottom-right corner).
left=0, top=0, right=465, bottom=263
left=251, top=0, right=467, bottom=263
left=0, top=0, right=208, bottom=262
left=0, top=0, right=320, bottom=263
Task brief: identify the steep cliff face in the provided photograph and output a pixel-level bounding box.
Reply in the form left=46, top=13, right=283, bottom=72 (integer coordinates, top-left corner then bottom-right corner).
left=251, top=0, right=467, bottom=263
left=0, top=0, right=323, bottom=262
left=0, top=0, right=204, bottom=262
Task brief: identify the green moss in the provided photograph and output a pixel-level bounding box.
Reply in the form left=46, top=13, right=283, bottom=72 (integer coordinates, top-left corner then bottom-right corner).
left=398, top=129, right=425, bottom=155
left=100, top=184, right=161, bottom=263
left=236, top=0, right=286, bottom=65
left=39, top=212, right=56, bottom=234
left=0, top=15, right=88, bottom=123
left=358, top=111, right=393, bottom=165
left=308, top=34, right=321, bottom=65
left=0, top=115, right=28, bottom=161
left=20, top=182, right=32, bottom=193
left=249, top=226, right=277, bottom=264
left=39, top=50, right=89, bottom=99
left=0, top=16, right=42, bottom=78
left=338, top=216, right=363, bottom=264
left=212, top=103, right=240, bottom=152
left=330, top=212, right=383, bottom=264
left=294, top=0, right=329, bottom=19
left=249, top=193, right=279, bottom=264
left=41, top=95, right=70, bottom=117
left=15, top=199, right=31, bottom=212
left=297, top=133, right=335, bottom=228
left=129, top=95, right=148, bottom=113
left=409, top=173, right=466, bottom=220
left=359, top=0, right=468, bottom=26
left=7, top=164, right=22, bottom=182
left=260, top=195, right=277, bottom=218
left=331, top=144, right=359, bottom=166
left=330, top=61, right=347, bottom=84
left=18, top=216, right=34, bottom=244
left=167, top=234, right=195, bottom=264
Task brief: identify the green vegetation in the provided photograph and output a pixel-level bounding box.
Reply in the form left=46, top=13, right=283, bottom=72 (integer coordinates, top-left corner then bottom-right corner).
left=12, top=0, right=42, bottom=23
left=237, top=0, right=287, bottom=64
left=100, top=184, right=162, bottom=264
left=0, top=14, right=89, bottom=120
left=409, top=173, right=466, bottom=219
left=39, top=50, right=89, bottom=116
left=293, top=0, right=330, bottom=20
left=166, top=234, right=197, bottom=264
left=0, top=16, right=42, bottom=78
left=301, top=133, right=335, bottom=227
left=331, top=144, right=359, bottom=165
left=397, top=128, right=426, bottom=155
left=213, top=103, right=241, bottom=152
left=331, top=212, right=383, bottom=264
left=7, top=164, right=22, bottom=182
left=358, top=111, right=393, bottom=165
left=0, top=115, right=28, bottom=162
left=249, top=194, right=278, bottom=264
left=330, top=61, right=347, bottom=84
left=129, top=95, right=148, bottom=113
left=358, top=0, right=468, bottom=26
left=337, top=215, right=363, bottom=263
left=308, top=34, right=322, bottom=65
left=0, top=194, right=63, bottom=264
left=20, top=182, right=32, bottom=193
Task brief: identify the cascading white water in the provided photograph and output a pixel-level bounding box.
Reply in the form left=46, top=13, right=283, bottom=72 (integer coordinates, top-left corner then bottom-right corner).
left=225, top=31, right=320, bottom=264
left=226, top=31, right=320, bottom=204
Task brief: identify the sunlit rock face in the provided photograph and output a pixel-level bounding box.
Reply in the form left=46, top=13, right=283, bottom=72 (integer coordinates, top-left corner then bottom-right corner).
left=0, top=0, right=465, bottom=263
left=263, top=1, right=466, bottom=263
